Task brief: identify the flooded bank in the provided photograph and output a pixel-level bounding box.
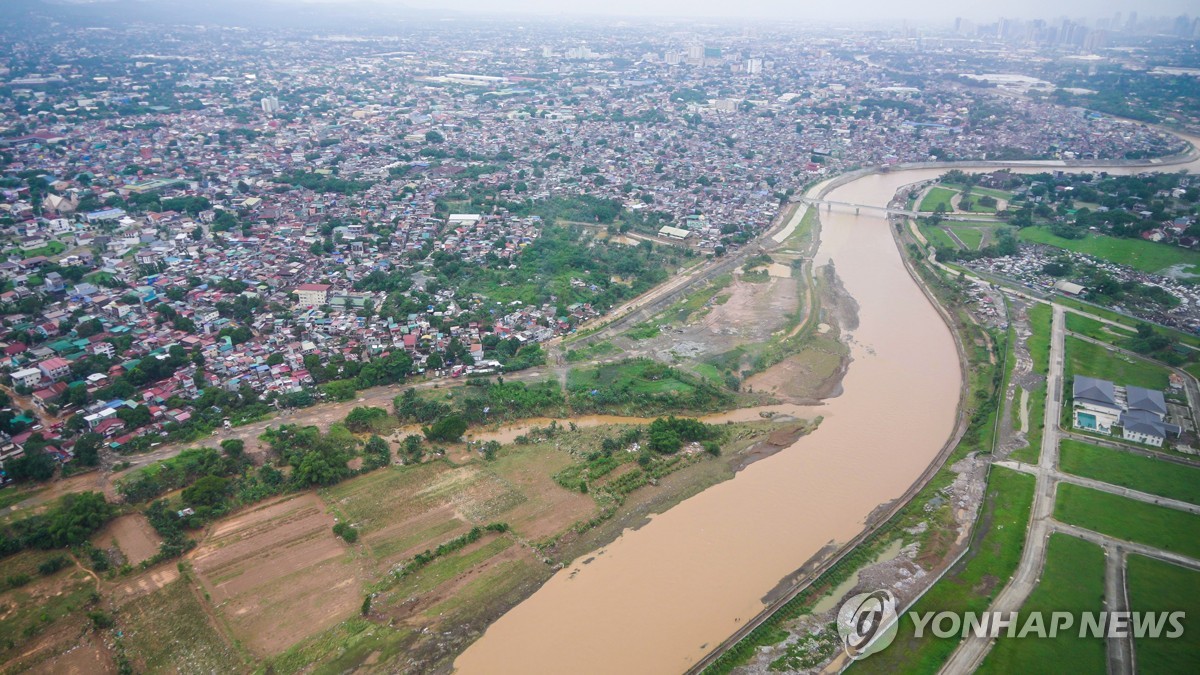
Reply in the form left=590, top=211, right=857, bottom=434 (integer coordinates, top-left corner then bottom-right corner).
left=455, top=137, right=1200, bottom=674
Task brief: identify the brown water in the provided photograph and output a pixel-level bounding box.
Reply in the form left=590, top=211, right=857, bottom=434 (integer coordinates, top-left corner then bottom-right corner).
left=455, top=137, right=1200, bottom=675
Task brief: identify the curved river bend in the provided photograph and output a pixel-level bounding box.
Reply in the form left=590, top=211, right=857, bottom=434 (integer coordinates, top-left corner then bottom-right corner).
left=456, top=139, right=1200, bottom=675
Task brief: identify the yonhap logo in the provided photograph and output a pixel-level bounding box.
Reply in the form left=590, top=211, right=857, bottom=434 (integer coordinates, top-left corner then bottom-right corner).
left=836, top=590, right=899, bottom=660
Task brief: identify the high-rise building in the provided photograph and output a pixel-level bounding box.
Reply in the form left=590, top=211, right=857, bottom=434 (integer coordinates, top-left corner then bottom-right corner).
left=261, top=96, right=280, bottom=114
left=745, top=58, right=763, bottom=75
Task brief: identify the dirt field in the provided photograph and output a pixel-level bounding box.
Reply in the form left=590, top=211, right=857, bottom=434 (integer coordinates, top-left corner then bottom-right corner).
left=26, top=635, right=116, bottom=675
left=188, top=493, right=364, bottom=656
left=743, top=336, right=846, bottom=401
left=635, top=273, right=801, bottom=363
left=92, top=513, right=162, bottom=566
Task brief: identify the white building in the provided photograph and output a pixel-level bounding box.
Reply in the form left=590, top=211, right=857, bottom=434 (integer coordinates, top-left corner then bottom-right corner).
left=294, top=283, right=331, bottom=307
left=10, top=367, right=42, bottom=389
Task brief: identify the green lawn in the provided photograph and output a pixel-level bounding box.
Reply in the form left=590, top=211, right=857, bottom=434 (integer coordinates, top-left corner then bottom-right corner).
left=942, top=183, right=1015, bottom=202
left=919, top=187, right=958, bottom=212
left=1027, top=303, right=1052, bottom=374
left=1059, top=439, right=1200, bottom=505
left=947, top=226, right=984, bottom=250
left=1017, top=227, right=1200, bottom=275
left=851, top=468, right=1035, bottom=673
left=1010, top=384, right=1045, bottom=465
left=977, top=534, right=1106, bottom=674
left=1065, top=335, right=1170, bottom=390
left=1126, top=555, right=1200, bottom=673
left=1064, top=312, right=1136, bottom=344
left=1054, top=483, right=1200, bottom=559
left=920, top=224, right=961, bottom=251
left=567, top=359, right=696, bottom=396
left=1057, top=298, right=1200, bottom=351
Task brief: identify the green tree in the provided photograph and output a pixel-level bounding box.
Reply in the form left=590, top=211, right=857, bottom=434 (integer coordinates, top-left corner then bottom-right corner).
left=424, top=415, right=467, bottom=443
left=73, top=433, right=104, bottom=467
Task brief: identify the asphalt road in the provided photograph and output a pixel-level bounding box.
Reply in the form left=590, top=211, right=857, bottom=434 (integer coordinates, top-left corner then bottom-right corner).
left=940, top=303, right=1067, bottom=674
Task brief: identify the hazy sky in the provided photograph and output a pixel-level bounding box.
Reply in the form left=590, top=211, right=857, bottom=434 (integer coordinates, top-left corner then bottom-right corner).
left=291, top=0, right=1197, bottom=22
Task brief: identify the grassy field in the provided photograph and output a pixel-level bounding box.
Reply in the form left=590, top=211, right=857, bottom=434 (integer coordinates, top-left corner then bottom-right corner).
left=1059, top=439, right=1200, bottom=505
left=1054, top=483, right=1200, bottom=559
left=268, top=619, right=416, bottom=675
left=1017, top=227, right=1200, bottom=275
left=1027, top=303, right=1052, bottom=374
left=568, top=359, right=696, bottom=395
left=0, top=485, right=45, bottom=510
left=947, top=226, right=984, bottom=250
left=120, top=577, right=246, bottom=673
left=1064, top=312, right=1137, bottom=344
left=942, top=183, right=1014, bottom=202
left=0, top=550, right=98, bottom=665
left=977, top=534, right=1106, bottom=674
left=919, top=187, right=958, bottom=212
left=853, top=467, right=1036, bottom=672
left=1126, top=555, right=1200, bottom=673
left=1064, top=335, right=1171, bottom=390
left=920, top=224, right=961, bottom=251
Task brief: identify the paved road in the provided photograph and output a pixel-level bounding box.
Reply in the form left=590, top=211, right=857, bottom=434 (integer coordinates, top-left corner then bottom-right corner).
left=1104, top=544, right=1135, bottom=675
left=996, top=460, right=1200, bottom=515
left=940, top=303, right=1067, bottom=675
left=1052, top=521, right=1200, bottom=573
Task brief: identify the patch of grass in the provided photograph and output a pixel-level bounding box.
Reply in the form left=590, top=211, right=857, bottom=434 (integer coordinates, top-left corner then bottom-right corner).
left=1054, top=483, right=1200, bottom=559
left=977, top=534, right=1106, bottom=674
left=946, top=226, right=984, bottom=250
left=385, top=535, right=512, bottom=597
left=568, top=359, right=697, bottom=397
left=0, top=553, right=96, bottom=661
left=920, top=224, right=961, bottom=251
left=919, top=186, right=958, bottom=212
left=942, top=183, right=1014, bottom=202
left=1065, top=335, right=1170, bottom=390
left=0, top=486, right=45, bottom=511
left=1017, top=227, right=1200, bottom=275
left=120, top=578, right=245, bottom=673
left=1126, top=555, right=1200, bottom=673
left=854, top=467, right=1036, bottom=673
left=1057, top=300, right=1200, bottom=351
left=1010, top=384, right=1045, bottom=464
left=625, top=323, right=661, bottom=340
left=1064, top=312, right=1136, bottom=344
left=1059, top=439, right=1200, bottom=505
left=267, top=618, right=415, bottom=675
left=564, top=340, right=621, bottom=363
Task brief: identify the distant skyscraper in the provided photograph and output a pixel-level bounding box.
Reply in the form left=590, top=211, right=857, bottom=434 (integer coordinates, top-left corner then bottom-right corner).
left=745, top=58, right=763, bottom=75
left=687, top=44, right=704, bottom=62
left=261, top=96, right=280, bottom=114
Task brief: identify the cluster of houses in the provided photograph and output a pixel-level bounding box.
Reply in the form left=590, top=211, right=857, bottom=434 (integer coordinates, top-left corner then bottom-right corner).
left=1071, top=375, right=1182, bottom=447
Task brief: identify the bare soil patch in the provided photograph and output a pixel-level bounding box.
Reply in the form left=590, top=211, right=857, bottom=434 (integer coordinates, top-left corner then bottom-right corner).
left=92, top=513, right=161, bottom=566
left=26, top=634, right=116, bottom=675
left=189, top=492, right=364, bottom=656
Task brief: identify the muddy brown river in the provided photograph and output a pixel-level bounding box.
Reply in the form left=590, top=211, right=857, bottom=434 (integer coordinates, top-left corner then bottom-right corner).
left=456, top=136, right=1200, bottom=674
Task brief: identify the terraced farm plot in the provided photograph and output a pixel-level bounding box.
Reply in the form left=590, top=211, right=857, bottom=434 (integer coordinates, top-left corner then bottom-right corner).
left=1059, top=439, right=1200, bottom=505
left=119, top=577, right=246, bottom=674
left=323, top=462, right=526, bottom=563
left=483, top=443, right=596, bottom=541
left=189, top=492, right=363, bottom=656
